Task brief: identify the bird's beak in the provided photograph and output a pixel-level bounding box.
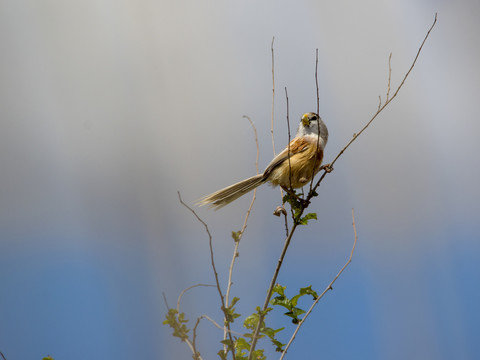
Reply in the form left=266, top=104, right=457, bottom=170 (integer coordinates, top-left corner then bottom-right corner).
left=301, top=114, right=310, bottom=127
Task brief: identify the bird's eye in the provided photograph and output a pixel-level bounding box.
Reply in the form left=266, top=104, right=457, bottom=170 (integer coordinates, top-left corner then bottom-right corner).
left=311, top=115, right=318, bottom=120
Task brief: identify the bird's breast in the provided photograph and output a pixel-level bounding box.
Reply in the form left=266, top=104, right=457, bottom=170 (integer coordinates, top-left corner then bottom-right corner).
left=268, top=140, right=324, bottom=189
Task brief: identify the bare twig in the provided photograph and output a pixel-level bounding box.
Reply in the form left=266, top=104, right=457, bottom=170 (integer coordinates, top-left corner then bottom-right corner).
left=243, top=115, right=260, bottom=176
left=315, top=48, right=320, bottom=116
left=285, top=87, right=293, bottom=192
left=197, top=314, right=244, bottom=336
left=248, top=222, right=300, bottom=359
left=280, top=208, right=358, bottom=359
left=271, top=38, right=285, bottom=203
left=271, top=37, right=276, bottom=156
left=192, top=314, right=243, bottom=360
left=192, top=313, right=247, bottom=360
left=310, top=48, right=322, bottom=194
left=177, top=284, right=215, bottom=312
left=178, top=193, right=223, bottom=306
left=171, top=313, right=203, bottom=360
left=310, top=12, right=437, bottom=197
left=162, top=291, right=170, bottom=309
left=177, top=192, right=237, bottom=360
left=224, top=115, right=260, bottom=342
left=0, top=351, right=7, bottom=360
left=192, top=317, right=202, bottom=360
left=386, top=52, right=392, bottom=102
left=283, top=206, right=289, bottom=237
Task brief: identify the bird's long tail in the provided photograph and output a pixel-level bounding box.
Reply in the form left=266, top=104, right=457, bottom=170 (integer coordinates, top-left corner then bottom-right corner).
left=197, top=174, right=265, bottom=210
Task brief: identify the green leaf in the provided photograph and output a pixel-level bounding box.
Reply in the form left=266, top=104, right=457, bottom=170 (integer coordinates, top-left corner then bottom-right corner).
left=272, top=284, right=286, bottom=297
left=298, top=212, right=317, bottom=225
left=251, top=349, right=266, bottom=360
left=220, top=339, right=234, bottom=347
left=235, top=337, right=251, bottom=351
left=262, top=326, right=284, bottom=339
left=270, top=284, right=319, bottom=323
left=283, top=192, right=303, bottom=211
left=223, top=297, right=241, bottom=323
left=230, top=297, right=240, bottom=307
left=299, top=285, right=319, bottom=300
left=217, top=349, right=228, bottom=360
left=243, top=313, right=260, bottom=330
left=270, top=336, right=286, bottom=352
left=270, top=295, right=289, bottom=308
left=285, top=307, right=305, bottom=319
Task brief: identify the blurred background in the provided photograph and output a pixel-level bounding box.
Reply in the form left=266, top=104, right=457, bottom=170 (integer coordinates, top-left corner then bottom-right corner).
left=1, top=0, right=479, bottom=359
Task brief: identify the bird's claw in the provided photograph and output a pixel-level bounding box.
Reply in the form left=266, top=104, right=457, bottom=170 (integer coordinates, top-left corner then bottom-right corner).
left=321, top=163, right=333, bottom=173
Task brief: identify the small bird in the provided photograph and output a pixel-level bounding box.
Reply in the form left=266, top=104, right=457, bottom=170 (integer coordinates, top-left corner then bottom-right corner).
left=198, top=112, right=328, bottom=210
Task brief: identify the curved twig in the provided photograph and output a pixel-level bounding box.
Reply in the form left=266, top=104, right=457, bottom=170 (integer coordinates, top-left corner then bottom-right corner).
left=176, top=284, right=215, bottom=312
left=178, top=192, right=237, bottom=360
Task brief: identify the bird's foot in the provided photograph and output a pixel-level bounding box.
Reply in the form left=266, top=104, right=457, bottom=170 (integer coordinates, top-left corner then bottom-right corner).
left=320, top=163, right=333, bottom=173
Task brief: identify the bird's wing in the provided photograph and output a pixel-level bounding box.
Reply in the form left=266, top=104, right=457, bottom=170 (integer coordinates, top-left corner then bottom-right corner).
left=263, top=137, right=311, bottom=178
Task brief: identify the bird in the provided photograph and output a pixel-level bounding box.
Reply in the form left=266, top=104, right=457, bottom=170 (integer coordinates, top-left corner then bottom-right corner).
left=197, top=112, right=328, bottom=210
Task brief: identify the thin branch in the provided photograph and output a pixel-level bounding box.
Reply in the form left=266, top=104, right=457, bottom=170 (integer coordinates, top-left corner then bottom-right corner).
left=283, top=207, right=289, bottom=237
left=391, top=13, right=437, bottom=99
left=173, top=320, right=203, bottom=360
left=285, top=87, right=293, bottom=192
left=177, top=284, right=216, bottom=312
left=224, top=115, right=259, bottom=342
left=310, top=12, right=437, bottom=195
left=248, top=223, right=300, bottom=360
left=192, top=314, right=247, bottom=360
left=244, top=116, right=260, bottom=176
left=386, top=52, right=392, bottom=102
left=178, top=192, right=223, bottom=305
left=271, top=37, right=277, bottom=156
left=192, top=317, right=202, bottom=360
left=280, top=208, right=358, bottom=359
left=177, top=192, right=237, bottom=360
left=271, top=39, right=284, bottom=202
left=192, top=314, right=244, bottom=360
left=0, top=351, right=7, bottom=360
left=162, top=291, right=170, bottom=309
left=315, top=48, right=320, bottom=116
left=198, top=314, right=244, bottom=336
left=309, top=48, right=322, bottom=194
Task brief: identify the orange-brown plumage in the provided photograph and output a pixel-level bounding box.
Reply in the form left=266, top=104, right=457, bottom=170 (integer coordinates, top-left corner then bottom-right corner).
left=267, top=136, right=324, bottom=188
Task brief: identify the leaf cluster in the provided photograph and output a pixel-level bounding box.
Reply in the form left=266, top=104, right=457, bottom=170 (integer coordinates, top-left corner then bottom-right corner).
left=270, top=284, right=318, bottom=324
left=163, top=308, right=190, bottom=342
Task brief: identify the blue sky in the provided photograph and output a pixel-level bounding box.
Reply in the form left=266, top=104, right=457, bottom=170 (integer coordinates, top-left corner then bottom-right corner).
left=1, top=0, right=479, bottom=359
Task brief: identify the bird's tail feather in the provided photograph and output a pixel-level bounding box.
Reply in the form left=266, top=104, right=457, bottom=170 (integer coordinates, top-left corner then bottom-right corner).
left=197, top=174, right=265, bottom=210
